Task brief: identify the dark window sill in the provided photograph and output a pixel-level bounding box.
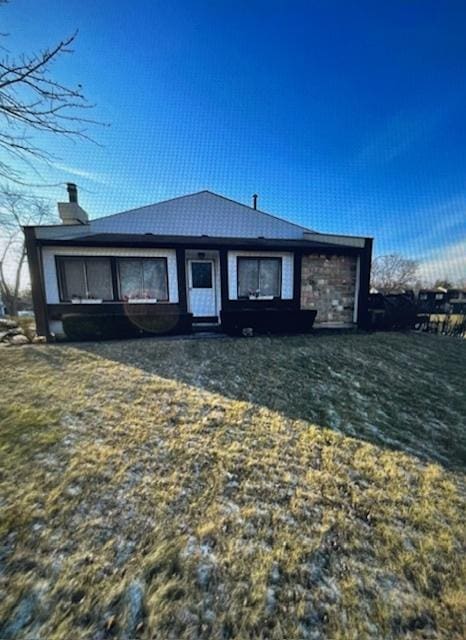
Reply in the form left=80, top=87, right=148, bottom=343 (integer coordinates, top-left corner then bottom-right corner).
left=57, top=300, right=171, bottom=304
left=237, top=297, right=282, bottom=301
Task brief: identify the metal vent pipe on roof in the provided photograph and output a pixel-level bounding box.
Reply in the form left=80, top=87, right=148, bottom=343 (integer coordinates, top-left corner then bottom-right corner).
left=252, top=194, right=258, bottom=210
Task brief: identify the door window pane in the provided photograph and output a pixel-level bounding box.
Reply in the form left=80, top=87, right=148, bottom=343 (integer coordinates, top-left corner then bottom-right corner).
left=63, top=260, right=86, bottom=299
left=191, top=262, right=212, bottom=288
left=86, top=259, right=113, bottom=299
left=260, top=259, right=281, bottom=296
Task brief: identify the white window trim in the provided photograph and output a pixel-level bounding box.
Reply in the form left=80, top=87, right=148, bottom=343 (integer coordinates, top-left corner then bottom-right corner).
left=227, top=250, right=294, bottom=301
left=42, top=246, right=179, bottom=304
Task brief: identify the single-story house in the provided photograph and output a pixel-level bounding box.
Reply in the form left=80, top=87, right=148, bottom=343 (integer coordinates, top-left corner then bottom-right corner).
left=25, top=185, right=372, bottom=340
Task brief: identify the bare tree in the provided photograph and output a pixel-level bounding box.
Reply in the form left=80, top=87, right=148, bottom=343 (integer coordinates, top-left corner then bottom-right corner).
left=0, top=186, right=54, bottom=315
left=371, top=254, right=418, bottom=294
left=0, top=6, right=100, bottom=181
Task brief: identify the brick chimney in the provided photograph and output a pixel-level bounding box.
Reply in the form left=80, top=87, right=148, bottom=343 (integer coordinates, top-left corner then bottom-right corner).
left=58, top=183, right=89, bottom=224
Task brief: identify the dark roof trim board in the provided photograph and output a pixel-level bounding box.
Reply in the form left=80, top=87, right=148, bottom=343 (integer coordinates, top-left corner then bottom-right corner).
left=36, top=232, right=367, bottom=253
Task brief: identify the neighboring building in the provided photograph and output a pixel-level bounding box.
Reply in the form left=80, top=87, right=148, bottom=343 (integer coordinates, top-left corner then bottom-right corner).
left=418, top=288, right=449, bottom=313
left=25, top=184, right=372, bottom=340
left=418, top=288, right=466, bottom=314
left=447, top=290, right=466, bottom=315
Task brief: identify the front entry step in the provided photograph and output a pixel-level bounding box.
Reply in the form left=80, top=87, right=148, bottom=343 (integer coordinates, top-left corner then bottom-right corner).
left=192, top=321, right=221, bottom=333
left=192, top=315, right=219, bottom=324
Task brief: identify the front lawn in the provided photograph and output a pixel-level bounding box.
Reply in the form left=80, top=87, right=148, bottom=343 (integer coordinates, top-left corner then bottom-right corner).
left=1, top=332, right=465, bottom=639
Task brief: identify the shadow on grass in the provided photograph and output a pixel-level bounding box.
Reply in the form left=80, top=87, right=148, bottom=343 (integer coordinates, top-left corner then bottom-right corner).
left=74, top=331, right=466, bottom=471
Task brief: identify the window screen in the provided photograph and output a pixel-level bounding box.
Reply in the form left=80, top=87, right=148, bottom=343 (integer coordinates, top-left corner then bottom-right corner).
left=85, top=259, right=113, bottom=300
left=237, top=258, right=281, bottom=298
left=59, top=257, right=113, bottom=300
left=62, top=260, right=86, bottom=299
left=260, top=259, right=281, bottom=296
left=237, top=259, right=258, bottom=296
left=143, top=260, right=169, bottom=298
left=118, top=258, right=168, bottom=300
left=119, top=260, right=142, bottom=299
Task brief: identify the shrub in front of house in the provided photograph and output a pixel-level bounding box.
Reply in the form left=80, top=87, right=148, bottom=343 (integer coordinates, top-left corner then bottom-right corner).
left=62, top=313, right=192, bottom=341
left=62, top=314, right=133, bottom=340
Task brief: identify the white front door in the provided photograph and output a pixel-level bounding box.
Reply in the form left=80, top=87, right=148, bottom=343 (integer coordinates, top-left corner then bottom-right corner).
left=188, top=260, right=217, bottom=318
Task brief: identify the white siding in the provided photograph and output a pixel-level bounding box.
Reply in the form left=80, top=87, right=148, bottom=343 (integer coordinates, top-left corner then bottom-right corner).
left=42, top=246, right=179, bottom=304
left=227, top=250, right=294, bottom=300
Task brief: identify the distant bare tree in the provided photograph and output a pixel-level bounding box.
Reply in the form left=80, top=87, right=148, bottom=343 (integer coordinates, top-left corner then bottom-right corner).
left=371, top=254, right=418, bottom=294
left=0, top=186, right=54, bottom=315
left=0, top=3, right=100, bottom=181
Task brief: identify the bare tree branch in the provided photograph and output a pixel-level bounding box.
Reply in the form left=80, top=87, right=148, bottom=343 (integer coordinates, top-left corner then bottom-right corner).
left=0, top=19, right=104, bottom=181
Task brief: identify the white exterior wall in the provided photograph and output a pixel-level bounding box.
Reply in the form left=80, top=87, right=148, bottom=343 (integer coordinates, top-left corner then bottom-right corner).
left=227, top=250, right=294, bottom=300
left=41, top=246, right=179, bottom=304
left=41, top=245, right=295, bottom=309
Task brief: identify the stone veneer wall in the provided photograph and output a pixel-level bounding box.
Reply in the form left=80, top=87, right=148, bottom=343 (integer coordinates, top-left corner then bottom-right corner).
left=301, top=254, right=358, bottom=325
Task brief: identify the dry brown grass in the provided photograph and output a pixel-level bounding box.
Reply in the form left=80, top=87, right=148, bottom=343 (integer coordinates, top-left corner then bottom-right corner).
left=0, top=332, right=465, bottom=639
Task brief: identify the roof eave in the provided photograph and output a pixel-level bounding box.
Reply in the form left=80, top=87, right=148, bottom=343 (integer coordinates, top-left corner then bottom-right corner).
left=36, top=233, right=367, bottom=252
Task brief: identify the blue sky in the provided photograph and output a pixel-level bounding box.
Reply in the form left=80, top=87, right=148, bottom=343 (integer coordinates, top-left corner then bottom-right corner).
left=3, top=0, right=466, bottom=281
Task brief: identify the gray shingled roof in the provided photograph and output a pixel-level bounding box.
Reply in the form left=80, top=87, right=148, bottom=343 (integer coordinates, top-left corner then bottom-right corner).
left=36, top=191, right=313, bottom=240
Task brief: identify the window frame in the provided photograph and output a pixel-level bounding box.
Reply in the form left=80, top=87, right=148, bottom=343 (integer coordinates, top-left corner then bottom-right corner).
left=116, top=256, right=169, bottom=302
left=56, top=255, right=114, bottom=302
left=236, top=256, right=282, bottom=299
